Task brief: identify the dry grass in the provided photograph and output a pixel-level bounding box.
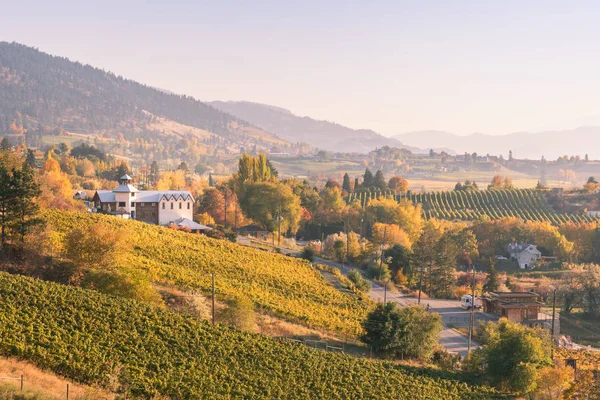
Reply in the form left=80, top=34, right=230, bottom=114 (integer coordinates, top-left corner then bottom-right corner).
left=0, top=358, right=114, bottom=399
left=144, top=111, right=214, bottom=140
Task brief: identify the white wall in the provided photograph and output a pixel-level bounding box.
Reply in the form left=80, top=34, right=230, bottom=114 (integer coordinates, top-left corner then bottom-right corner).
left=158, top=197, right=194, bottom=225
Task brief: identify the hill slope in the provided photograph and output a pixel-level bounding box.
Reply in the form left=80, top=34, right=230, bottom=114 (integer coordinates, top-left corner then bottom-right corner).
left=0, top=42, right=285, bottom=150
left=395, top=128, right=600, bottom=160
left=43, top=209, right=369, bottom=334
left=210, top=100, right=425, bottom=154
left=0, top=272, right=506, bottom=399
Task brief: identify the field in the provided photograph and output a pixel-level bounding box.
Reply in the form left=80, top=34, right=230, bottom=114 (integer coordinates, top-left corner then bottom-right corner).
left=0, top=272, right=506, bottom=399
left=272, top=158, right=364, bottom=178
left=43, top=209, right=370, bottom=335
left=348, top=188, right=597, bottom=224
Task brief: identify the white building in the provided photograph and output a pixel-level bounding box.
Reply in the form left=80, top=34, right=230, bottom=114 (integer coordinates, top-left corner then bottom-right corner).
left=93, top=175, right=197, bottom=226
left=507, top=243, right=542, bottom=270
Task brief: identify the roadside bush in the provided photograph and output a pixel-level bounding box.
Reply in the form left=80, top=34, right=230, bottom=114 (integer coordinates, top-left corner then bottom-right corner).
left=300, top=246, right=316, bottom=262
left=348, top=269, right=371, bottom=293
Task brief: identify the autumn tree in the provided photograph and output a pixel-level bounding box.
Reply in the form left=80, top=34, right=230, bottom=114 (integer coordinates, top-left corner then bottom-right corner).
left=365, top=198, right=423, bottom=243
left=388, top=176, right=408, bottom=192
left=489, top=175, right=503, bottom=189
left=240, top=181, right=301, bottom=235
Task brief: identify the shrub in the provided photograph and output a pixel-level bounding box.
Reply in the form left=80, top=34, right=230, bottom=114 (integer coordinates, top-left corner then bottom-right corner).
left=300, top=246, right=316, bottom=262
left=348, top=269, right=371, bottom=293
left=218, top=297, right=256, bottom=332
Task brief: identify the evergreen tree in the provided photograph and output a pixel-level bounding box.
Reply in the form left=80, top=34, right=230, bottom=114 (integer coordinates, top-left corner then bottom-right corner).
left=0, top=137, right=11, bottom=151
left=266, top=159, right=279, bottom=178
left=209, top=173, right=215, bottom=187
left=11, top=163, right=41, bottom=244
left=373, top=170, right=387, bottom=191
left=25, top=149, right=36, bottom=168
left=363, top=168, right=374, bottom=189
left=483, top=262, right=500, bottom=293
left=342, top=173, right=351, bottom=192
left=354, top=177, right=359, bottom=191
left=0, top=165, right=16, bottom=247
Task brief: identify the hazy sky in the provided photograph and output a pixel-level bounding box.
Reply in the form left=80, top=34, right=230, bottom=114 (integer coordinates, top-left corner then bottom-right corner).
left=2, top=1, right=600, bottom=136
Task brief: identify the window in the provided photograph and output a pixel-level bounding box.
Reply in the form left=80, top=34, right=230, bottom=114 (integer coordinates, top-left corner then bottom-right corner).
left=131, top=193, right=135, bottom=197
left=171, top=203, right=174, bottom=210
left=162, top=203, right=165, bottom=209
left=187, top=202, right=190, bottom=210
left=179, top=202, right=182, bottom=209
left=118, top=202, right=126, bottom=207
left=131, top=202, right=135, bottom=207
left=140, top=203, right=144, bottom=207
left=152, top=203, right=156, bottom=206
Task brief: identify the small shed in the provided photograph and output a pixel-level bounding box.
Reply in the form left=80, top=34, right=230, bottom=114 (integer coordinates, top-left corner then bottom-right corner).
left=238, top=224, right=270, bottom=241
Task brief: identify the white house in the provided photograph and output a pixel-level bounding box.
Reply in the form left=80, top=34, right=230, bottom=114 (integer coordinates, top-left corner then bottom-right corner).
left=587, top=210, right=600, bottom=218
left=507, top=243, right=542, bottom=270
left=93, top=175, right=196, bottom=226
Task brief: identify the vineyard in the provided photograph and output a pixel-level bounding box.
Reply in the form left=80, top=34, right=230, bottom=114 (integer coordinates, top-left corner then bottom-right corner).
left=0, top=272, right=507, bottom=399
left=348, top=189, right=597, bottom=224
left=42, top=210, right=370, bottom=335
left=555, top=348, right=600, bottom=372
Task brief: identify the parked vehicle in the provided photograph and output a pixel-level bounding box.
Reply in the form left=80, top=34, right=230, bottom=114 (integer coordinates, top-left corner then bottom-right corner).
left=460, top=294, right=482, bottom=310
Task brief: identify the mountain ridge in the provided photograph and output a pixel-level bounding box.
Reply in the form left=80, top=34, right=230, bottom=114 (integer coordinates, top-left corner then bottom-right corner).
left=395, top=127, right=600, bottom=159
left=210, top=100, right=435, bottom=154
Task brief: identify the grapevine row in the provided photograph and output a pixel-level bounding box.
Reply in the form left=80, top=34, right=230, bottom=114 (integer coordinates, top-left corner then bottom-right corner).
left=347, top=189, right=597, bottom=225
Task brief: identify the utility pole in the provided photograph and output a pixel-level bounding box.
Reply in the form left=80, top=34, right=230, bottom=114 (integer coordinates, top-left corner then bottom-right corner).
left=551, top=288, right=557, bottom=359
left=211, top=273, right=215, bottom=326
left=277, top=202, right=282, bottom=247
left=345, top=218, right=350, bottom=268
left=418, top=267, right=425, bottom=305
left=467, top=266, right=476, bottom=357
left=378, top=226, right=387, bottom=280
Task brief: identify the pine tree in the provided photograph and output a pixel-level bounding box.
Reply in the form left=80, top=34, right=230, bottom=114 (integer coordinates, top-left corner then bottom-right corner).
left=11, top=163, right=41, bottom=244
left=342, top=173, right=351, bottom=192
left=363, top=168, right=374, bottom=189
left=25, top=149, right=36, bottom=168
left=354, top=177, right=359, bottom=191
left=209, top=173, right=215, bottom=187
left=0, top=165, right=16, bottom=247
left=373, top=170, right=386, bottom=191
left=483, top=262, right=500, bottom=293
left=0, top=137, right=11, bottom=151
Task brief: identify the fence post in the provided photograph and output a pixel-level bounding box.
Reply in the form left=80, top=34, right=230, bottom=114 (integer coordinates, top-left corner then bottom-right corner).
left=20, top=375, right=23, bottom=391
left=66, top=383, right=69, bottom=399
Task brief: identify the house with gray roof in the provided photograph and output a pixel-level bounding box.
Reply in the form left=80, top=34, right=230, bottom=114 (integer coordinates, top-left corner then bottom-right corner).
left=93, top=175, right=195, bottom=226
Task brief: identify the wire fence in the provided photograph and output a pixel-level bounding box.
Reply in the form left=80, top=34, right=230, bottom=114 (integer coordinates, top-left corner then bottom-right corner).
left=0, top=376, right=71, bottom=399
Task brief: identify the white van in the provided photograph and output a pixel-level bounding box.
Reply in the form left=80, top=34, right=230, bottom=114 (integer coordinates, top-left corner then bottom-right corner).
left=460, top=294, right=482, bottom=310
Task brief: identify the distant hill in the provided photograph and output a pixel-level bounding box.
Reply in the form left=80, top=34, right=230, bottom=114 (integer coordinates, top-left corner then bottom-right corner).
left=0, top=42, right=285, bottom=150
left=210, top=101, right=427, bottom=154
left=395, top=128, right=600, bottom=160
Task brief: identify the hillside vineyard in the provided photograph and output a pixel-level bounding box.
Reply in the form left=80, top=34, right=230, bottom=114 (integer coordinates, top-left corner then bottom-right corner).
left=0, top=272, right=507, bottom=399
left=348, top=189, right=598, bottom=224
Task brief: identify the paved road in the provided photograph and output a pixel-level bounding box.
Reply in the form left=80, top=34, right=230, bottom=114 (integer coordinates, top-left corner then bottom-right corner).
left=237, top=237, right=496, bottom=357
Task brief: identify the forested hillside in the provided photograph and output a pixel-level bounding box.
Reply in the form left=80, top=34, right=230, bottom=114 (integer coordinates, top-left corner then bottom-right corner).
left=0, top=42, right=284, bottom=151
left=0, top=272, right=506, bottom=399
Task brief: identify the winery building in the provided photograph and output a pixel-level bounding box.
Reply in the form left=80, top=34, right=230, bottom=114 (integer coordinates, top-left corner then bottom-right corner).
left=93, top=175, right=197, bottom=227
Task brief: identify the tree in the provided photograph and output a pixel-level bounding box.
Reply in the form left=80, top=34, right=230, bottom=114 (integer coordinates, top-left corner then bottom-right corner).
left=10, top=163, right=42, bottom=244
left=342, top=173, right=351, bottom=192
left=0, top=137, right=12, bottom=150
left=363, top=168, right=374, bottom=189
left=534, top=364, right=574, bottom=400
left=503, top=177, right=514, bottom=189
left=365, top=198, right=423, bottom=243
left=25, top=149, right=36, bottom=167
left=348, top=269, right=371, bottom=292
left=490, top=175, right=503, bottom=189
left=385, top=244, right=412, bottom=279
left=0, top=165, right=17, bottom=247
left=240, top=181, right=302, bottom=234
left=361, top=303, right=443, bottom=360
left=483, top=262, right=500, bottom=293
left=373, top=170, right=386, bottom=191
left=388, top=176, right=408, bottom=192
left=472, top=319, right=552, bottom=394
left=150, top=160, right=160, bottom=184
left=564, top=370, right=600, bottom=400
left=177, top=161, right=189, bottom=172
left=372, top=223, right=412, bottom=249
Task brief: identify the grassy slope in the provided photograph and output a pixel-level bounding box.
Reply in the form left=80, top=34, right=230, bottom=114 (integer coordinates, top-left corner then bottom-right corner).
left=0, top=272, right=506, bottom=399
left=43, top=209, right=370, bottom=334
